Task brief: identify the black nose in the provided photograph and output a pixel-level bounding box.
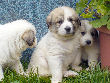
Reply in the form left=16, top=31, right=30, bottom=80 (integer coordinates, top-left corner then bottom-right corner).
left=86, top=40, right=91, bottom=45
left=65, top=26, right=71, bottom=33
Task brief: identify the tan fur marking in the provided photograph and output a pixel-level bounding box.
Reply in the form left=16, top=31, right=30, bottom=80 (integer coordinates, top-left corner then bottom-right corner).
left=46, top=7, right=64, bottom=28
left=22, top=30, right=35, bottom=46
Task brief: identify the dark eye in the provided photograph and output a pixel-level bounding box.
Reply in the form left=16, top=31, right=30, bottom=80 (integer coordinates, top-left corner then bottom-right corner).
left=91, top=32, right=94, bottom=36
left=58, top=20, right=63, bottom=24
left=69, top=18, right=73, bottom=22
left=81, top=32, right=86, bottom=35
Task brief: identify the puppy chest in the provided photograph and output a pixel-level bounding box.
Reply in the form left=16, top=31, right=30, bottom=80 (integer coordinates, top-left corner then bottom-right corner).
left=62, top=41, right=77, bottom=52
left=63, top=54, right=76, bottom=68
left=81, top=48, right=88, bottom=60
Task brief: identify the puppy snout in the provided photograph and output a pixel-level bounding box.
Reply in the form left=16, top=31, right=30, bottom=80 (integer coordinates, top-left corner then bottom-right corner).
left=65, top=26, right=71, bottom=33
left=86, top=40, right=91, bottom=45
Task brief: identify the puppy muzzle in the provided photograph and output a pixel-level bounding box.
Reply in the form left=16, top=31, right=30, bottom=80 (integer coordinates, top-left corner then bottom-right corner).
left=86, top=40, right=91, bottom=45
left=65, top=26, right=74, bottom=34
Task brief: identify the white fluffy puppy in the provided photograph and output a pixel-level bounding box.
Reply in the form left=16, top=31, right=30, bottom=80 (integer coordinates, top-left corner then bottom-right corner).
left=0, top=20, right=36, bottom=81
left=80, top=20, right=99, bottom=69
left=27, top=6, right=82, bottom=83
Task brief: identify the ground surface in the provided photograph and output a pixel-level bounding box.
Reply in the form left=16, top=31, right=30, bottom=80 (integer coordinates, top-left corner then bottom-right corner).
left=1, top=63, right=110, bottom=83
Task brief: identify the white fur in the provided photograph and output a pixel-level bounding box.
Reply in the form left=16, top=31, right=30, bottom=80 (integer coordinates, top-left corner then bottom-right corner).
left=27, top=6, right=81, bottom=83
left=0, top=20, right=36, bottom=81
left=80, top=20, right=93, bottom=46
left=81, top=43, right=99, bottom=70
left=58, top=20, right=74, bottom=35
left=72, top=20, right=99, bottom=71
left=28, top=31, right=80, bottom=83
left=71, top=48, right=82, bottom=72
left=81, top=20, right=99, bottom=69
left=57, top=7, right=75, bottom=36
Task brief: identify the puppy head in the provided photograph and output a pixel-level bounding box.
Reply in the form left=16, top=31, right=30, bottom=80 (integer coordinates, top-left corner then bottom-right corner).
left=80, top=20, right=98, bottom=46
left=46, top=6, right=81, bottom=37
left=22, top=29, right=37, bottom=48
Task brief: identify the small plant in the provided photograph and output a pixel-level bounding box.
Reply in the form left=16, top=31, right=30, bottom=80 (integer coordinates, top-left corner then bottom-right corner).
left=76, top=0, right=110, bottom=29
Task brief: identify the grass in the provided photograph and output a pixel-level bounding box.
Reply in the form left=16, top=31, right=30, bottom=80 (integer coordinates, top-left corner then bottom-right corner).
left=1, top=63, right=110, bottom=83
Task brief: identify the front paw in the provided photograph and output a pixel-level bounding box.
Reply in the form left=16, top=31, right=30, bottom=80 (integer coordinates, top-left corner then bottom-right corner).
left=64, top=70, right=79, bottom=77
left=51, top=81, right=62, bottom=83
left=51, top=79, right=62, bottom=83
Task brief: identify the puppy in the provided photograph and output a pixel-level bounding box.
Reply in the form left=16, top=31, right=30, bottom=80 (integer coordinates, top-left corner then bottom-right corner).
left=27, top=6, right=82, bottom=83
left=0, top=20, right=36, bottom=81
left=80, top=20, right=99, bottom=69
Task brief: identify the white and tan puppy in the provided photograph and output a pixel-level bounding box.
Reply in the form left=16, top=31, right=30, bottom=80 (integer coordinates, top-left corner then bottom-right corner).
left=27, top=6, right=82, bottom=83
left=0, top=20, right=36, bottom=81
left=80, top=20, right=99, bottom=69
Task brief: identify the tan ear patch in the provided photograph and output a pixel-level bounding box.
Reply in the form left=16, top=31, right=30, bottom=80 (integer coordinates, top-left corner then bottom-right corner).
left=22, top=30, right=35, bottom=46
left=46, top=7, right=64, bottom=28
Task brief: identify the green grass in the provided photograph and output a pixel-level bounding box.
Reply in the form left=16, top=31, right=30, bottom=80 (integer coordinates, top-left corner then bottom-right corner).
left=1, top=63, right=110, bottom=83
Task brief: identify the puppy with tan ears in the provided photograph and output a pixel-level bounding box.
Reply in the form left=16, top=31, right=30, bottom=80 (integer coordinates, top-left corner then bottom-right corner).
left=27, top=6, right=82, bottom=83
left=0, top=20, right=36, bottom=81
left=80, top=20, right=99, bottom=70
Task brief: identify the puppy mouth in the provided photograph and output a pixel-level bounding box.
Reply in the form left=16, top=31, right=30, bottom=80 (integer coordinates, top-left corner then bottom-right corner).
left=86, top=44, right=92, bottom=46
left=61, top=32, right=75, bottom=38
left=66, top=31, right=75, bottom=35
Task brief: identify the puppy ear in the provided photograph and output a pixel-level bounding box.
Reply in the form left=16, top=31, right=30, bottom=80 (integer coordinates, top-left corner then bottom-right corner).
left=76, top=18, right=81, bottom=26
left=92, top=28, right=99, bottom=39
left=22, top=30, right=35, bottom=46
left=46, top=14, right=52, bottom=28
left=94, top=29, right=99, bottom=38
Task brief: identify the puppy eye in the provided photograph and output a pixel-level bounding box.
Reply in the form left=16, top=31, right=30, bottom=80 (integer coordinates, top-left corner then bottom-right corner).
left=81, top=32, right=85, bottom=35
left=58, top=20, right=63, bottom=24
left=69, top=18, right=73, bottom=22
left=91, top=32, right=94, bottom=36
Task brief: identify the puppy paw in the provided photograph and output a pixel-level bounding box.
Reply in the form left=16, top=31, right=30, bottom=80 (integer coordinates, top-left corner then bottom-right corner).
left=72, top=66, right=82, bottom=72
left=52, top=81, right=62, bottom=83
left=86, top=67, right=95, bottom=71
left=64, top=70, right=79, bottom=77
left=86, top=67, right=90, bottom=71
left=23, top=72, right=29, bottom=76
left=51, top=79, right=62, bottom=83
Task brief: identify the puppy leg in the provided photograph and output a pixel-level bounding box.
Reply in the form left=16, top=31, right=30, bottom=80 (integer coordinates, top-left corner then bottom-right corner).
left=87, top=54, right=98, bottom=70
left=47, top=55, right=63, bottom=83
left=72, top=49, right=82, bottom=72
left=85, top=46, right=99, bottom=70
left=0, top=65, right=4, bottom=81
left=12, top=60, right=25, bottom=75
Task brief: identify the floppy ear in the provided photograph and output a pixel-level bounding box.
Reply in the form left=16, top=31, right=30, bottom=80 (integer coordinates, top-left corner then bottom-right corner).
left=77, top=18, right=81, bottom=26
left=22, top=30, right=35, bottom=46
left=94, top=29, right=99, bottom=38
left=92, top=28, right=99, bottom=39
left=46, top=13, right=52, bottom=28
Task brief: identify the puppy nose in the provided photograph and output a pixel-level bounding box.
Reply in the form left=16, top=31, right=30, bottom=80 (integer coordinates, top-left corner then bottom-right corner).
left=65, top=26, right=71, bottom=33
left=86, top=40, right=91, bottom=45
